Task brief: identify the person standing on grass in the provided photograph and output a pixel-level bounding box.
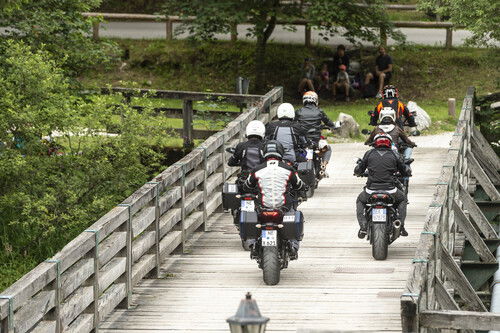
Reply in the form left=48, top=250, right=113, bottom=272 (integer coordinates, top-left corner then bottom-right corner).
left=333, top=64, right=351, bottom=101
left=364, top=46, right=393, bottom=98
left=298, top=57, right=315, bottom=94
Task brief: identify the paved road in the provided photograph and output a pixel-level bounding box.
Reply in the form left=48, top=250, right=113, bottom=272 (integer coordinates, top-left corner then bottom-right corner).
left=100, top=133, right=452, bottom=332
left=99, top=22, right=476, bottom=47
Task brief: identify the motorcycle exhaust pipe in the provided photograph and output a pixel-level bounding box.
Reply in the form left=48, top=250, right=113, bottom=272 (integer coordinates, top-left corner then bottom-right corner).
left=392, top=220, right=401, bottom=240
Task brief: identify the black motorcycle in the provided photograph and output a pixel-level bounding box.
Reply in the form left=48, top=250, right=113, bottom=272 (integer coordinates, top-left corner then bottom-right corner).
left=364, top=191, right=401, bottom=260
left=239, top=194, right=304, bottom=285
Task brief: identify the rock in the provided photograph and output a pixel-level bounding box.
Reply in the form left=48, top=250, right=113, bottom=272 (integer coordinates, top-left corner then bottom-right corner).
left=490, top=101, right=500, bottom=110
left=337, top=112, right=360, bottom=138
left=407, top=101, right=431, bottom=132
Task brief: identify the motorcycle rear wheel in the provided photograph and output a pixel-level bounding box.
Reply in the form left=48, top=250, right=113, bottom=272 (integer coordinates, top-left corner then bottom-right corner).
left=262, top=246, right=281, bottom=285
left=371, top=223, right=389, bottom=260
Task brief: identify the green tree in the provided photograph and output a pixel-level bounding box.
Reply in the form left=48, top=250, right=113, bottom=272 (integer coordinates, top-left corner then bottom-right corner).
left=418, top=0, right=499, bottom=46
left=0, top=0, right=117, bottom=74
left=163, top=0, right=401, bottom=92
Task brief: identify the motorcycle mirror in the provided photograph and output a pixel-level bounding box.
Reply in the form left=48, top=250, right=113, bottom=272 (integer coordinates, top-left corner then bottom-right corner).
left=413, top=130, right=421, bottom=136
left=361, top=129, right=370, bottom=135
left=225, top=147, right=236, bottom=154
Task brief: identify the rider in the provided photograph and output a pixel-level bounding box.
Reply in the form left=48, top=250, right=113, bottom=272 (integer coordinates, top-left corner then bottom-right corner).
left=295, top=91, right=338, bottom=171
left=265, top=103, right=309, bottom=164
left=243, top=140, right=308, bottom=257
left=365, top=107, right=417, bottom=159
left=370, top=85, right=417, bottom=132
left=227, top=120, right=266, bottom=189
left=354, top=133, right=411, bottom=239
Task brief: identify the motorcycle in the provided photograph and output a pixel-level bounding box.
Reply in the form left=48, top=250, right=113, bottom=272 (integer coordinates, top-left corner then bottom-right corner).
left=239, top=194, right=304, bottom=285
left=364, top=190, right=401, bottom=260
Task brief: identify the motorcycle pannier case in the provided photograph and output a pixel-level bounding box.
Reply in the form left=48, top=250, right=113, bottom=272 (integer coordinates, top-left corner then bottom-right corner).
left=239, top=211, right=260, bottom=240
left=280, top=210, right=304, bottom=241
left=297, top=160, right=315, bottom=186
left=222, top=182, right=239, bottom=210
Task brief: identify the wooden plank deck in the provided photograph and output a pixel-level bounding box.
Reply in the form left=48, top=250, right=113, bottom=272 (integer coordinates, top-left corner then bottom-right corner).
left=100, top=135, right=451, bottom=332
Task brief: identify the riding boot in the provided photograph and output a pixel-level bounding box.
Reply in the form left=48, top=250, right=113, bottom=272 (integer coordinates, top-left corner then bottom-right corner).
left=289, top=240, right=300, bottom=260
left=356, top=197, right=368, bottom=239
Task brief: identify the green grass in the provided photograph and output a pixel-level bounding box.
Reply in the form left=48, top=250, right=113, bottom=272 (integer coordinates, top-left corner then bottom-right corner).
left=80, top=40, right=499, bottom=136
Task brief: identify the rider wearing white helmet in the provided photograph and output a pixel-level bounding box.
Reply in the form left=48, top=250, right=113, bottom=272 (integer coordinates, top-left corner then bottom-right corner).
left=365, top=107, right=416, bottom=154
left=228, top=120, right=266, bottom=185
left=265, top=103, right=309, bottom=163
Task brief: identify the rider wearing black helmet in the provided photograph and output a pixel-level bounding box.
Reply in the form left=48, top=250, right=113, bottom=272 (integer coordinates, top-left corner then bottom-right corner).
left=244, top=140, right=307, bottom=211
left=354, top=133, right=411, bottom=238
left=370, top=85, right=417, bottom=132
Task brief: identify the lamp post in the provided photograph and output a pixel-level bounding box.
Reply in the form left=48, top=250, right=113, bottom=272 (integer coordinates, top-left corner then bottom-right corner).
left=226, top=292, right=269, bottom=333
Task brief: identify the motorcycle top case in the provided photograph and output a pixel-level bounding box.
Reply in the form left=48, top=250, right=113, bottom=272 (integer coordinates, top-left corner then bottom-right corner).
left=297, top=160, right=315, bottom=186
left=222, top=182, right=240, bottom=210
left=239, top=210, right=260, bottom=240
left=280, top=210, right=304, bottom=241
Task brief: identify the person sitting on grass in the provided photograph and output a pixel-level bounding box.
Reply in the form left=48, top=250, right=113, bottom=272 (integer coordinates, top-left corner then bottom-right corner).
left=364, top=46, right=393, bottom=98
left=298, top=57, right=315, bottom=94
left=333, top=64, right=350, bottom=101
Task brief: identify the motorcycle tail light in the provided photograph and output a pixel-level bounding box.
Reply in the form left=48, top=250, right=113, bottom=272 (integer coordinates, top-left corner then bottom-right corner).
left=260, top=211, right=281, bottom=222
left=243, top=197, right=253, bottom=200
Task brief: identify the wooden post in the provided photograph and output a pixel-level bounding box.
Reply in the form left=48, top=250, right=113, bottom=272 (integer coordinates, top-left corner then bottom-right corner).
left=445, top=28, right=452, bottom=48
left=195, top=147, right=209, bottom=231
left=84, top=229, right=100, bottom=331
left=448, top=98, right=456, bottom=118
left=117, top=204, right=132, bottom=309
left=166, top=17, right=173, bottom=40
left=305, top=25, right=311, bottom=47
left=230, top=23, right=238, bottom=42
left=92, top=21, right=100, bottom=40
left=380, top=27, right=388, bottom=47
left=45, top=259, right=62, bottom=333
left=182, top=100, right=194, bottom=148
left=146, top=182, right=161, bottom=278
left=0, top=296, right=13, bottom=333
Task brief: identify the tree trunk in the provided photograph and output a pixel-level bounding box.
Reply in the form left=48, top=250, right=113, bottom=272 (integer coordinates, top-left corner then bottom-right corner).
left=254, top=12, right=277, bottom=93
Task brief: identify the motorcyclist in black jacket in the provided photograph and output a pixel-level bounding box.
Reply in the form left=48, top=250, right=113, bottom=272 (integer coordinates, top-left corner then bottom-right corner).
left=295, top=91, right=339, bottom=173
left=227, top=120, right=266, bottom=190
left=265, top=103, right=309, bottom=164
left=354, top=133, right=411, bottom=239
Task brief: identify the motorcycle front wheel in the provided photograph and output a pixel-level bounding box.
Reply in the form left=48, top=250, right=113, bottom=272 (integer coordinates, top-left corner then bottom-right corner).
left=371, top=223, right=389, bottom=260
left=262, top=246, right=281, bottom=285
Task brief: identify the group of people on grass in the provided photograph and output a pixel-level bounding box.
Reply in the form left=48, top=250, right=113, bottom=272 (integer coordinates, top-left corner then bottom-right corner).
left=298, top=45, right=394, bottom=101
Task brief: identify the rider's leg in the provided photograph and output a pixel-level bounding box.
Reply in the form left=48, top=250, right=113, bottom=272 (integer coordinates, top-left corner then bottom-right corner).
left=393, top=189, right=408, bottom=236
left=356, top=191, right=369, bottom=238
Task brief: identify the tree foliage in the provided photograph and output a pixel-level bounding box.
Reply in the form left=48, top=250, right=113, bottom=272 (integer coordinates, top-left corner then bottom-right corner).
left=0, top=41, right=169, bottom=289
left=0, top=0, right=118, bottom=74
left=163, top=0, right=401, bottom=91
left=418, top=0, right=499, bottom=46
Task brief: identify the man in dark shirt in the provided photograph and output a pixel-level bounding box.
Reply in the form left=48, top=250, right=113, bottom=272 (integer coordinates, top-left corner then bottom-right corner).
left=331, top=44, right=350, bottom=78
left=364, top=46, right=393, bottom=98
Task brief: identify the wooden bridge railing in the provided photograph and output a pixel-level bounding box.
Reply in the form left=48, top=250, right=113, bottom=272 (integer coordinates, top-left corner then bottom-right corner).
left=401, top=87, right=500, bottom=331
left=0, top=87, right=283, bottom=333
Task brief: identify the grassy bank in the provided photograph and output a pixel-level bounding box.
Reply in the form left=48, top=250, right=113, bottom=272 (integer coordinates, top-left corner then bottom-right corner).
left=80, top=39, right=499, bottom=135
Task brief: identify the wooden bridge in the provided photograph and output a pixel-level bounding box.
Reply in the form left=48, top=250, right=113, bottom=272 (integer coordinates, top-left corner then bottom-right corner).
left=1, top=87, right=499, bottom=332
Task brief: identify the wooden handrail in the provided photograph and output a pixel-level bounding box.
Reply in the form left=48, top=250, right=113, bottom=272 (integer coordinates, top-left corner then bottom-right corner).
left=0, top=87, right=283, bottom=333
left=400, top=86, right=500, bottom=331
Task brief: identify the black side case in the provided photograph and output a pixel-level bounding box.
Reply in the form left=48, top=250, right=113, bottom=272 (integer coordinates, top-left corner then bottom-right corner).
left=297, top=160, right=315, bottom=186
left=222, top=182, right=240, bottom=210
left=280, top=210, right=304, bottom=241
left=239, top=211, right=260, bottom=240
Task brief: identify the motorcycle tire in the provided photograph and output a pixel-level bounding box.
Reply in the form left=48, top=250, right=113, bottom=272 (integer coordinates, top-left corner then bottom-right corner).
left=371, top=223, right=389, bottom=260
left=241, top=239, right=251, bottom=251
left=262, top=246, right=281, bottom=285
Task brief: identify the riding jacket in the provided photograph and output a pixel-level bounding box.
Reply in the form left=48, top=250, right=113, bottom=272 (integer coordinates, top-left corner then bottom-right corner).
left=265, top=120, right=309, bottom=163
left=354, top=147, right=411, bottom=190
left=371, top=98, right=417, bottom=128
left=295, top=103, right=336, bottom=142
left=227, top=137, right=265, bottom=173
left=243, top=159, right=306, bottom=209
left=364, top=125, right=416, bottom=149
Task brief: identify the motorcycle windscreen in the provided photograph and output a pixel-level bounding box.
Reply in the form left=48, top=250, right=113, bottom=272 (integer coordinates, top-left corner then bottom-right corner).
left=372, top=208, right=387, bottom=222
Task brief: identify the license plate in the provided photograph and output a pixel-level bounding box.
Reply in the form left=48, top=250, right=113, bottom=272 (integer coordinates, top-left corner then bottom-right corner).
left=306, top=149, right=314, bottom=160
left=261, top=230, right=277, bottom=247
left=240, top=200, right=255, bottom=212
left=372, top=208, right=387, bottom=222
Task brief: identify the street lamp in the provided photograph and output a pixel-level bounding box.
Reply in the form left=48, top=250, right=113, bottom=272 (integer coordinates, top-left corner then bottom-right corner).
left=226, top=292, right=270, bottom=333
